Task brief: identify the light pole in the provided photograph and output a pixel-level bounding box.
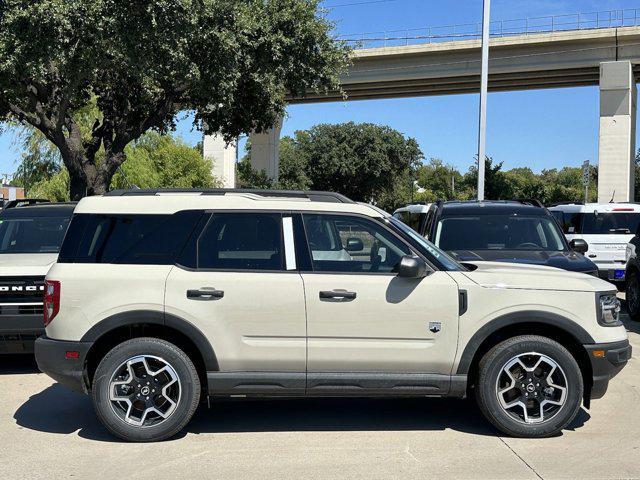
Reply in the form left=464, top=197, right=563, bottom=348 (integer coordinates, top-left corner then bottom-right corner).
left=477, top=0, right=491, bottom=201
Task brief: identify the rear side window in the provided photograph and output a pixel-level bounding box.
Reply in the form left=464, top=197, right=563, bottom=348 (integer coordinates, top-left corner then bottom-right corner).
left=197, top=213, right=283, bottom=271
left=58, top=211, right=202, bottom=264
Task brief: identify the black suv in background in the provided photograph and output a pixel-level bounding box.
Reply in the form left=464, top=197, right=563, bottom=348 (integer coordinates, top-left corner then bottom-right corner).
left=392, top=200, right=598, bottom=275
left=624, top=230, right=640, bottom=320
left=0, top=199, right=75, bottom=353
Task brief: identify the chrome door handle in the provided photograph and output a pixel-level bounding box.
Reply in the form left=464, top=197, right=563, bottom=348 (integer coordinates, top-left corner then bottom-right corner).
left=187, top=289, right=224, bottom=300
left=319, top=290, right=357, bottom=300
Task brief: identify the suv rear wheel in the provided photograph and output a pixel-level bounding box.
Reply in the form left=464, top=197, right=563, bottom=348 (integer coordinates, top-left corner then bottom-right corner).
left=625, top=270, right=640, bottom=321
left=476, top=335, right=583, bottom=438
left=92, top=337, right=201, bottom=442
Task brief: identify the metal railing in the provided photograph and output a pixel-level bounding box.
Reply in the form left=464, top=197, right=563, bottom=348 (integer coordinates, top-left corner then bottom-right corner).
left=337, top=8, right=640, bottom=49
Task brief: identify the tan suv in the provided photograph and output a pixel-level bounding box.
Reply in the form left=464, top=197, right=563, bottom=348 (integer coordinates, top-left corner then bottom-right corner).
left=35, top=189, right=631, bottom=442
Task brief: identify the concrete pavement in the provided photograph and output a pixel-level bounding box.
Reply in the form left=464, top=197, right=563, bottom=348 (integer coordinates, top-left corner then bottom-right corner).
left=0, top=310, right=638, bottom=479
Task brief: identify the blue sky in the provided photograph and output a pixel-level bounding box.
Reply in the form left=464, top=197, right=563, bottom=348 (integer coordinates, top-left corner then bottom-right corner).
left=2, top=0, right=640, bottom=175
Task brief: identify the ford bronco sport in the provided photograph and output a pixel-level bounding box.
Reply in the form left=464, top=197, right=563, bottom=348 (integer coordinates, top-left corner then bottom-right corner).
left=0, top=199, right=75, bottom=353
left=35, top=189, right=631, bottom=442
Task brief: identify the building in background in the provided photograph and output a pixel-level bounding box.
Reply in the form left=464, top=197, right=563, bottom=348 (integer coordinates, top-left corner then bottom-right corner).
left=0, top=184, right=25, bottom=204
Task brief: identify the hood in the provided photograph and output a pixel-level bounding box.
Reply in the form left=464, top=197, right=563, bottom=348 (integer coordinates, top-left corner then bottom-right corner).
left=0, top=253, right=58, bottom=277
left=449, top=249, right=597, bottom=273
left=462, top=261, right=613, bottom=292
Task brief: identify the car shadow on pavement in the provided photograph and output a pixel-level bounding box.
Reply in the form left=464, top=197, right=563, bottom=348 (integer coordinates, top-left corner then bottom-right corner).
left=13, top=383, right=117, bottom=442
left=0, top=354, right=39, bottom=375
left=13, top=384, right=591, bottom=442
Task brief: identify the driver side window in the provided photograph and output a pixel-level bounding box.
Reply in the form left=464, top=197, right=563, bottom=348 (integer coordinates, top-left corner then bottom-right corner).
left=302, top=214, right=410, bottom=273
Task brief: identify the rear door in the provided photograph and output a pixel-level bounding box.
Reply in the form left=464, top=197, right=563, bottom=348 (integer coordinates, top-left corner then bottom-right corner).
left=164, top=211, right=307, bottom=393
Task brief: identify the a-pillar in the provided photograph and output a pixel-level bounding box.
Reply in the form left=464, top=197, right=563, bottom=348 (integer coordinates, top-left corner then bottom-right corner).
left=249, top=118, right=284, bottom=182
left=203, top=134, right=237, bottom=188
left=598, top=61, right=637, bottom=203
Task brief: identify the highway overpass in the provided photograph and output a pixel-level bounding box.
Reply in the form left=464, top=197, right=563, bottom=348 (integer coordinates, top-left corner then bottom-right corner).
left=206, top=24, right=640, bottom=203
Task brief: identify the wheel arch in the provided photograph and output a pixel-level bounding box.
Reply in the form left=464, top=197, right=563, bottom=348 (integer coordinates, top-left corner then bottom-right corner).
left=82, top=310, right=218, bottom=389
left=457, top=311, right=595, bottom=403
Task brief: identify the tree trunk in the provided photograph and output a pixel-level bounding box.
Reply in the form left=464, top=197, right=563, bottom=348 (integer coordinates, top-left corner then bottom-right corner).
left=63, top=150, right=124, bottom=201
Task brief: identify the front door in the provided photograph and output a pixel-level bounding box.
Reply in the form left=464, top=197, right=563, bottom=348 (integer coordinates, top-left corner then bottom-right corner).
left=299, top=213, right=460, bottom=394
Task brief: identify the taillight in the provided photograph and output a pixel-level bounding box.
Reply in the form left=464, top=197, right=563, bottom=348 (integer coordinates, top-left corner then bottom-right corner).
left=43, top=280, right=61, bottom=326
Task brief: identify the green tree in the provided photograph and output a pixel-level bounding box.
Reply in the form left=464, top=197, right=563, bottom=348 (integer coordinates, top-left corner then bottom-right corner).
left=31, top=132, right=218, bottom=201
left=0, top=0, right=349, bottom=199
left=238, top=122, right=423, bottom=210
left=414, top=158, right=466, bottom=202
left=11, top=127, right=62, bottom=193
left=463, top=157, right=513, bottom=200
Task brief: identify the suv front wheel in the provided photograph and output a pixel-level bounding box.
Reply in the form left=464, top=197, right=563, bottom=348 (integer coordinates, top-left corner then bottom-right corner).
left=92, top=337, right=201, bottom=442
left=476, top=335, right=584, bottom=438
left=625, top=270, right=640, bottom=321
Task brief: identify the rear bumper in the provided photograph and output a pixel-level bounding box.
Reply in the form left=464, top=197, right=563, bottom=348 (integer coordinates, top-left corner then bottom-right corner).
left=34, top=336, right=92, bottom=394
left=584, top=339, right=632, bottom=400
left=0, top=314, right=44, bottom=354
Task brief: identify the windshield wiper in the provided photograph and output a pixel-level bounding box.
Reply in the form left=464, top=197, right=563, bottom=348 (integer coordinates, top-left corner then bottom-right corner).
left=609, top=228, right=631, bottom=234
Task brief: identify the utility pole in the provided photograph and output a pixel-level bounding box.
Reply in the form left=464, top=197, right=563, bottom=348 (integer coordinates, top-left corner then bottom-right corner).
left=477, top=0, right=491, bottom=201
left=582, top=159, right=590, bottom=203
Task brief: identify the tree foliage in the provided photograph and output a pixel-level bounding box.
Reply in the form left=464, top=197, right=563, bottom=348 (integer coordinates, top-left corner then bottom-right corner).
left=238, top=122, right=423, bottom=210
left=29, top=132, right=217, bottom=201
left=0, top=0, right=349, bottom=199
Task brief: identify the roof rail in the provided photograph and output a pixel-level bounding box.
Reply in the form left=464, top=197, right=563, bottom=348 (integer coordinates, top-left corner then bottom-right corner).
left=514, top=198, right=545, bottom=208
left=104, top=188, right=355, bottom=204
left=547, top=201, right=584, bottom=207
left=2, top=198, right=51, bottom=210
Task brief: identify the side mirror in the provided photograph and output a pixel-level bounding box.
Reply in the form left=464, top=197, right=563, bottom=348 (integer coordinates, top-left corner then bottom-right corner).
left=397, top=255, right=428, bottom=279
left=345, top=237, right=364, bottom=252
left=569, top=238, right=588, bottom=254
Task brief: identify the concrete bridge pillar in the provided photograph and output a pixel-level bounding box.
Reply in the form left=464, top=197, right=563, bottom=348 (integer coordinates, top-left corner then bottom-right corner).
left=249, top=117, right=284, bottom=182
left=598, top=61, right=637, bottom=203
left=203, top=134, right=237, bottom=188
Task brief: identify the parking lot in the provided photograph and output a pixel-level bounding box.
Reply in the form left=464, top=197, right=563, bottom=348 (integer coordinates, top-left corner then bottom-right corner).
left=0, top=299, right=637, bottom=480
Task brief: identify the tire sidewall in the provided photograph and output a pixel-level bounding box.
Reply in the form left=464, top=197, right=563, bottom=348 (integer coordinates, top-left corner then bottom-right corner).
left=92, top=338, right=200, bottom=442
left=626, top=271, right=640, bottom=320
left=477, top=336, right=583, bottom=438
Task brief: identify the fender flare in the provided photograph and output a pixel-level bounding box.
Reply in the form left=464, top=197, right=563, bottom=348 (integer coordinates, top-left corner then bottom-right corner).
left=456, top=310, right=595, bottom=375
left=81, top=310, right=218, bottom=371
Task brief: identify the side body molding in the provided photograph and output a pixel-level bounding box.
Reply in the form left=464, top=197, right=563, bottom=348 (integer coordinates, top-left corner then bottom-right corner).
left=80, top=310, right=219, bottom=371
left=456, top=311, right=595, bottom=375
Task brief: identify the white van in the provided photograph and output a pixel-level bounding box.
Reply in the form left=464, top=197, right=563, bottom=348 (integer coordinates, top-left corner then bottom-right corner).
left=392, top=203, right=432, bottom=234
left=548, top=203, right=640, bottom=282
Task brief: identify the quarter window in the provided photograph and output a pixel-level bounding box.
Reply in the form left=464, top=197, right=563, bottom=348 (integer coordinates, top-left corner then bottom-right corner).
left=61, top=211, right=201, bottom=264
left=198, top=213, right=283, bottom=271
left=303, top=214, right=410, bottom=273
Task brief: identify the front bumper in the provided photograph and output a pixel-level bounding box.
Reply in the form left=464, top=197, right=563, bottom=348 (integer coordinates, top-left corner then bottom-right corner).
left=0, top=313, right=44, bottom=354
left=34, top=336, right=93, bottom=394
left=597, top=267, right=627, bottom=282
left=584, top=339, right=632, bottom=400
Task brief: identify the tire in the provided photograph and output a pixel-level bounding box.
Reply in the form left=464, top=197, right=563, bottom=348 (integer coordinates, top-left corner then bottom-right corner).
left=92, top=337, right=201, bottom=442
left=476, top=335, right=583, bottom=438
left=625, top=270, right=640, bottom=321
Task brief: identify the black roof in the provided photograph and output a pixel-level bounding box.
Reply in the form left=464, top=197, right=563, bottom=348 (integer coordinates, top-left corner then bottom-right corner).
left=439, top=200, right=549, bottom=216
left=0, top=202, right=76, bottom=218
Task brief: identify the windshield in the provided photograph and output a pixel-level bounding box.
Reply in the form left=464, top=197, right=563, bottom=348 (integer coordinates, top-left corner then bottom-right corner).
left=389, top=217, right=465, bottom=271
left=435, top=215, right=567, bottom=252
left=0, top=216, right=71, bottom=254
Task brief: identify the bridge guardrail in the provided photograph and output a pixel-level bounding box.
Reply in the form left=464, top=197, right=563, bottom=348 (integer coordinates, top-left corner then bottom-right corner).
left=337, top=8, right=640, bottom=49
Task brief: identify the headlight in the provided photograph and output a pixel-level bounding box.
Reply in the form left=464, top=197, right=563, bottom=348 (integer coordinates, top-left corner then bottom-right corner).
left=597, top=293, right=622, bottom=327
